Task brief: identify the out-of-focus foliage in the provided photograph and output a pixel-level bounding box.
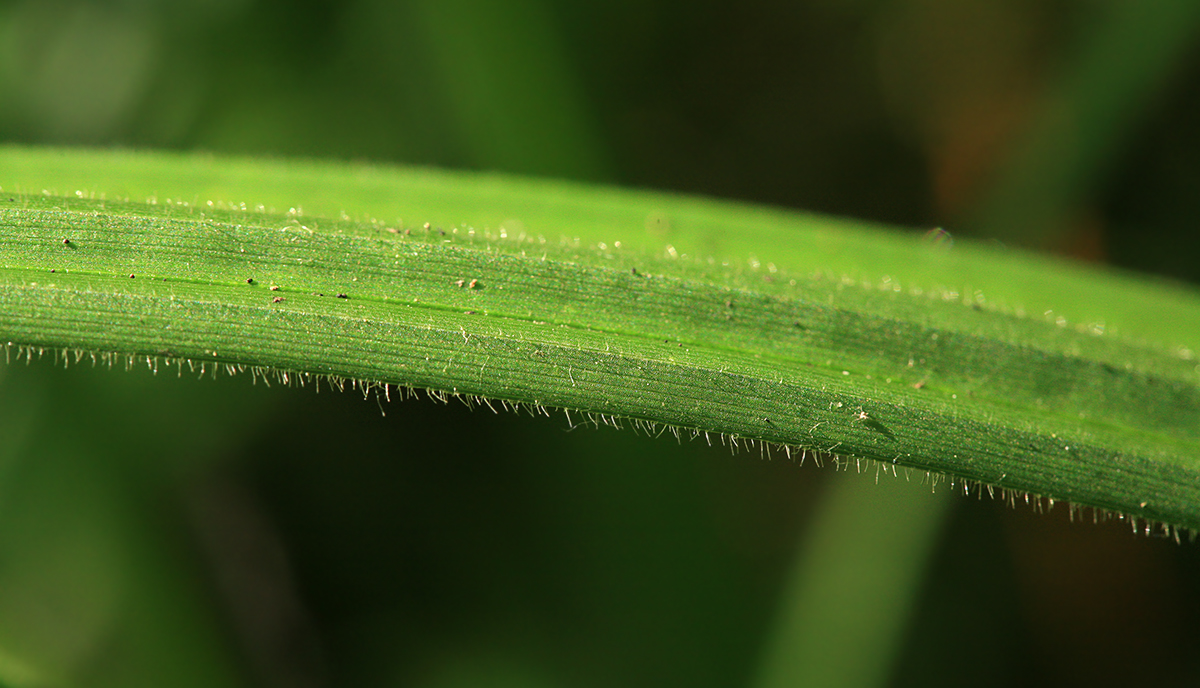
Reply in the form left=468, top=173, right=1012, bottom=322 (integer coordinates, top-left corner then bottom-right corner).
left=4, top=0, right=1198, bottom=274
left=1, top=1, right=1199, bottom=687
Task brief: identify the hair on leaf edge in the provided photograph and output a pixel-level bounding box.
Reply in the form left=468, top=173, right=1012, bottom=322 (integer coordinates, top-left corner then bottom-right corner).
left=5, top=341, right=1192, bottom=544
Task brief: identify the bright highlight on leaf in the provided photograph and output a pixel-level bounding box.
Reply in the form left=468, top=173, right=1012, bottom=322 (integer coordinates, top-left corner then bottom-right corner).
left=1, top=146, right=1198, bottom=532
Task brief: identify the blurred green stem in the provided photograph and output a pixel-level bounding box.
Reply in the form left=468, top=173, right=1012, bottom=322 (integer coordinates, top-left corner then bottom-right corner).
left=971, top=0, right=1200, bottom=247
left=753, top=473, right=953, bottom=688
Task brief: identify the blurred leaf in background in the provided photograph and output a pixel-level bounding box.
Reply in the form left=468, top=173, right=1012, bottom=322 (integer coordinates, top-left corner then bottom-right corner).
left=2, top=0, right=1200, bottom=686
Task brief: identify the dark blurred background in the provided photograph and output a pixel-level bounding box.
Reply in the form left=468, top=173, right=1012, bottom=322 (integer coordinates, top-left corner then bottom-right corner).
left=2, top=0, right=1200, bottom=686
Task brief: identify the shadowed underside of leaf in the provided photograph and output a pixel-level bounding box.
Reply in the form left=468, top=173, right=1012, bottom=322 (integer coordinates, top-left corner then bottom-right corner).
left=1, top=147, right=1198, bottom=531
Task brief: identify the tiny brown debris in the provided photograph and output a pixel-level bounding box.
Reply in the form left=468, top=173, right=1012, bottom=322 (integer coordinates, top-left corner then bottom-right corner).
left=454, top=279, right=465, bottom=287
left=468, top=279, right=478, bottom=289
left=129, top=274, right=135, bottom=278
left=246, top=278, right=254, bottom=285
left=336, top=293, right=348, bottom=299
left=272, top=296, right=285, bottom=303
left=62, top=238, right=71, bottom=245
left=270, top=285, right=280, bottom=291
left=912, top=380, right=926, bottom=390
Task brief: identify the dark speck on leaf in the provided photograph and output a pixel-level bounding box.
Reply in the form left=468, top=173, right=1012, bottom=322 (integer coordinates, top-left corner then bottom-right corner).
left=864, top=417, right=897, bottom=441
left=129, top=274, right=135, bottom=278
left=62, top=238, right=71, bottom=245
left=246, top=278, right=254, bottom=285
left=337, top=293, right=348, bottom=299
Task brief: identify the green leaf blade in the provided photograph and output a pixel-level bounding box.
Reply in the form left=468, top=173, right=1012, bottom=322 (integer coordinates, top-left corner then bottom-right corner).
left=2, top=147, right=1199, bottom=531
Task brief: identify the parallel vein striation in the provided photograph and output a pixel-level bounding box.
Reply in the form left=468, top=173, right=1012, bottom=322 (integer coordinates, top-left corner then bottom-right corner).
left=1, top=189, right=1199, bottom=530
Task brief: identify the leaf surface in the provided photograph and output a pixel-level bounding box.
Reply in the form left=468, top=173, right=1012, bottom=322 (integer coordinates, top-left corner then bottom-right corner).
left=2, top=146, right=1198, bottom=530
